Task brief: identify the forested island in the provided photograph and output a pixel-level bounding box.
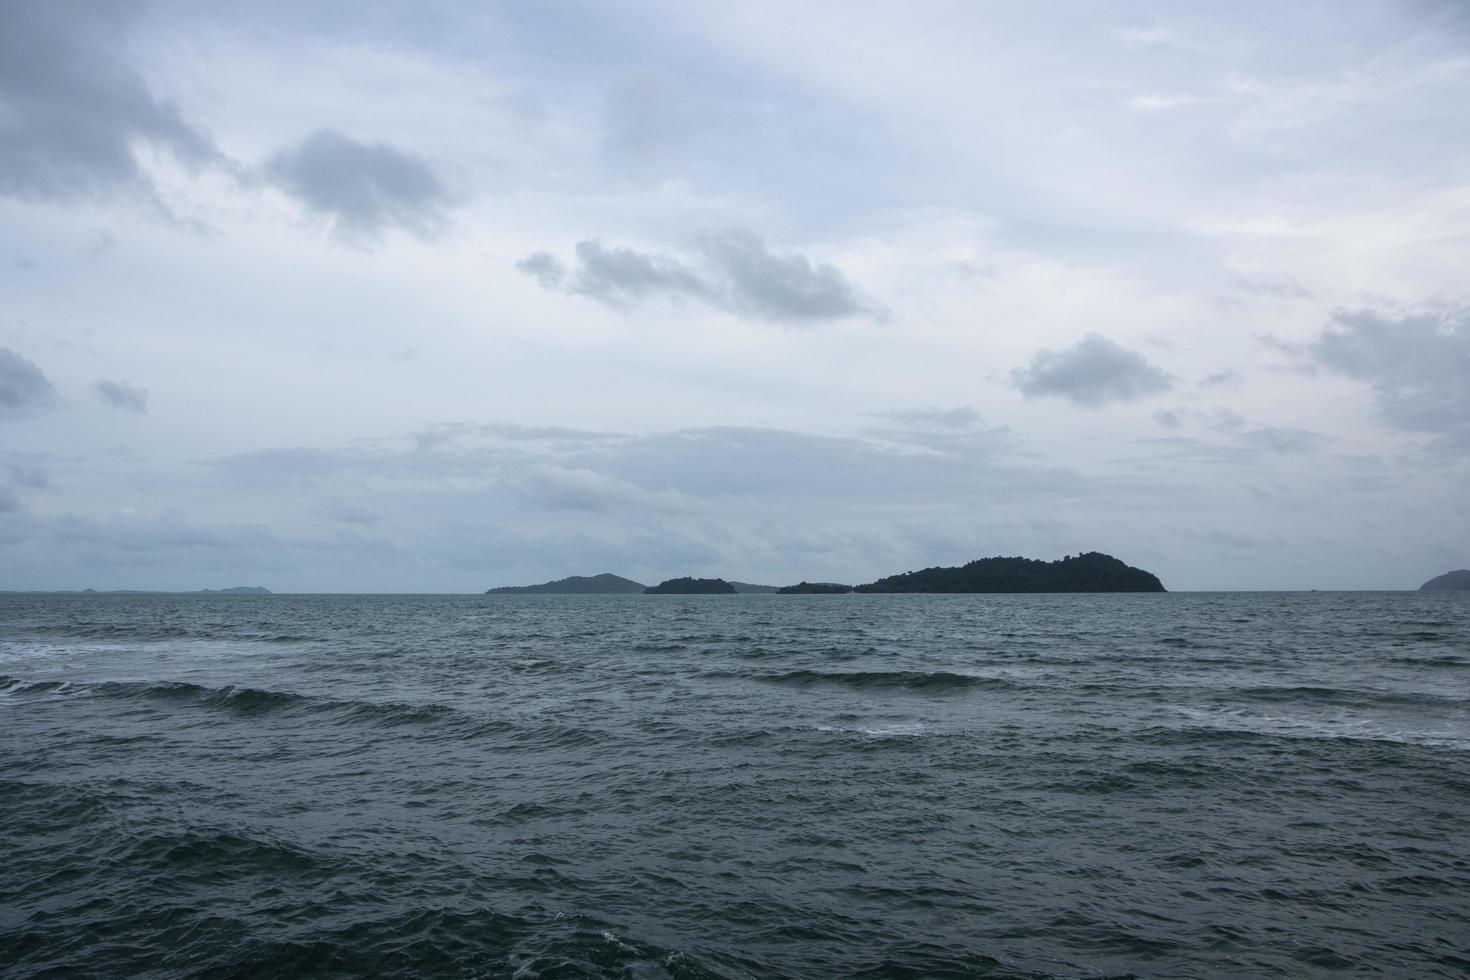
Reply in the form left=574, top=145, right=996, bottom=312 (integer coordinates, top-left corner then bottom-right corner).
left=855, top=552, right=1164, bottom=592
left=1419, top=569, right=1470, bottom=591
left=486, top=552, right=1165, bottom=595
left=645, top=577, right=738, bottom=595
left=486, top=573, right=646, bottom=595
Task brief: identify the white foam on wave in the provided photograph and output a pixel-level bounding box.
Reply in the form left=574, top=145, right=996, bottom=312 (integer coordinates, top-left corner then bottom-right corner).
left=815, top=721, right=929, bottom=737
left=1173, top=705, right=1470, bottom=752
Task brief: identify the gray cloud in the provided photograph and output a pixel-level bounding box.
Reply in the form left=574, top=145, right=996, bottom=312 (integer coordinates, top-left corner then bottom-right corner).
left=1012, top=333, right=1173, bottom=407
left=1238, top=427, right=1330, bottom=454
left=520, top=230, right=874, bottom=323
left=6, top=462, right=49, bottom=490
left=1308, top=308, right=1470, bottom=443
left=0, top=484, right=17, bottom=513
left=0, top=348, right=59, bottom=418
left=266, top=129, right=451, bottom=239
left=0, top=2, right=218, bottom=203
left=95, top=379, right=148, bottom=413
left=568, top=241, right=716, bottom=309
left=515, top=252, right=565, bottom=289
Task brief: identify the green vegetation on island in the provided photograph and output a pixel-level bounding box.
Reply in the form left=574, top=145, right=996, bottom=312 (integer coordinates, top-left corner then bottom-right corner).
left=854, top=552, right=1164, bottom=593
left=1419, top=569, right=1470, bottom=591
left=729, top=581, right=779, bottom=594
left=645, top=577, right=738, bottom=595
left=485, top=573, right=647, bottom=595
left=777, top=582, right=855, bottom=594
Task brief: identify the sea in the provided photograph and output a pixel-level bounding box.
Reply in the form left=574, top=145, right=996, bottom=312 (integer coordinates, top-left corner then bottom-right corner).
left=2, top=591, right=1468, bottom=978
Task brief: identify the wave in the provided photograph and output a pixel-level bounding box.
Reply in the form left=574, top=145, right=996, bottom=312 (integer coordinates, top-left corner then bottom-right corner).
left=700, top=668, right=1015, bottom=692
left=1235, top=685, right=1464, bottom=709
left=763, top=669, right=1014, bottom=691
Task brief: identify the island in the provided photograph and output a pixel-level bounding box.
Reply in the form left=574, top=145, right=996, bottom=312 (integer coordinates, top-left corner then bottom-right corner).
left=486, top=573, right=646, bottom=595
left=645, top=577, right=738, bottom=595
left=1419, top=569, right=1470, bottom=591
left=777, top=582, right=855, bottom=594
left=853, top=552, right=1164, bottom=593
left=729, top=581, right=779, bottom=594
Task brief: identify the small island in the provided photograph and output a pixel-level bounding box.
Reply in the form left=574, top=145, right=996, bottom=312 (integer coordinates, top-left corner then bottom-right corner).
left=486, top=573, right=646, bottom=595
left=854, top=552, right=1164, bottom=593
left=1419, top=569, right=1470, bottom=592
left=645, top=577, right=738, bottom=595
left=778, top=582, right=855, bottom=594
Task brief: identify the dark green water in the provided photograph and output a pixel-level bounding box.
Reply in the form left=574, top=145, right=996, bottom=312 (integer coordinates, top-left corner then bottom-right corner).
left=2, top=592, right=1468, bottom=978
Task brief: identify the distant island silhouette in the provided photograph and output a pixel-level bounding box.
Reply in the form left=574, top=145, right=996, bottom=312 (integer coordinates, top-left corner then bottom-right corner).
left=486, top=573, right=646, bottom=595
left=778, top=582, right=855, bottom=594
left=1419, top=569, right=1470, bottom=591
left=487, top=552, right=1165, bottom=595
left=855, top=553, right=1164, bottom=593
left=645, top=577, right=738, bottom=595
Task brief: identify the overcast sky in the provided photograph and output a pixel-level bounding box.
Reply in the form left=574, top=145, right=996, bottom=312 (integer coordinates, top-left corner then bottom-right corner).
left=2, top=0, right=1467, bottom=592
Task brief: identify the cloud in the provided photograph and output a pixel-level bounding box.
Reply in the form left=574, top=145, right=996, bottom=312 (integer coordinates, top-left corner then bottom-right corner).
left=0, top=2, right=218, bottom=203
left=1238, top=427, right=1330, bottom=454
left=95, top=379, right=148, bottom=413
left=515, top=252, right=565, bottom=289
left=266, top=129, right=452, bottom=239
left=520, top=230, right=874, bottom=322
left=1012, top=334, right=1172, bottom=407
left=567, top=240, right=715, bottom=310
left=511, top=464, right=693, bottom=514
left=1307, top=308, right=1470, bottom=442
left=0, top=348, right=59, bottom=418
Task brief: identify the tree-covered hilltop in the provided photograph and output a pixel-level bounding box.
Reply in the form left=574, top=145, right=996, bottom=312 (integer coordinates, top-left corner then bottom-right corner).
left=777, top=582, right=855, bottom=594
left=1419, top=569, right=1470, bottom=591
left=854, top=552, right=1165, bottom=593
left=645, top=577, right=738, bottom=595
left=486, top=573, right=646, bottom=595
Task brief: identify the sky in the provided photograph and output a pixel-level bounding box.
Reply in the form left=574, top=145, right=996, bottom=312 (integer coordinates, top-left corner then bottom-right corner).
left=1, top=0, right=1467, bottom=592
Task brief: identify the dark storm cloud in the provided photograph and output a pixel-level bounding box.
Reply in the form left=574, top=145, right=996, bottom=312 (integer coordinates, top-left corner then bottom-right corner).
left=95, top=379, right=148, bottom=413
left=266, top=129, right=452, bottom=238
left=1012, top=334, right=1172, bottom=407
left=0, top=1, right=218, bottom=203
left=1308, top=308, right=1469, bottom=442
left=0, top=348, right=59, bottom=418
left=519, top=231, right=875, bottom=323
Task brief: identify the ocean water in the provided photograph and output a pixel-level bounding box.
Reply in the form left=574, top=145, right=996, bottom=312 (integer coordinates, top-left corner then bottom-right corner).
left=2, top=592, right=1468, bottom=979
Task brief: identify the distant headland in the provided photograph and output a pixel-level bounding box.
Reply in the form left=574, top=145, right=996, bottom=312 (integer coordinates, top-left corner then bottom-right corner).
left=1419, top=569, right=1470, bottom=591
left=487, top=552, right=1165, bottom=595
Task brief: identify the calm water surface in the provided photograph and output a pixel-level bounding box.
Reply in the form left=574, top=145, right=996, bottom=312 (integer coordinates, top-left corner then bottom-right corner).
left=2, top=592, right=1468, bottom=978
